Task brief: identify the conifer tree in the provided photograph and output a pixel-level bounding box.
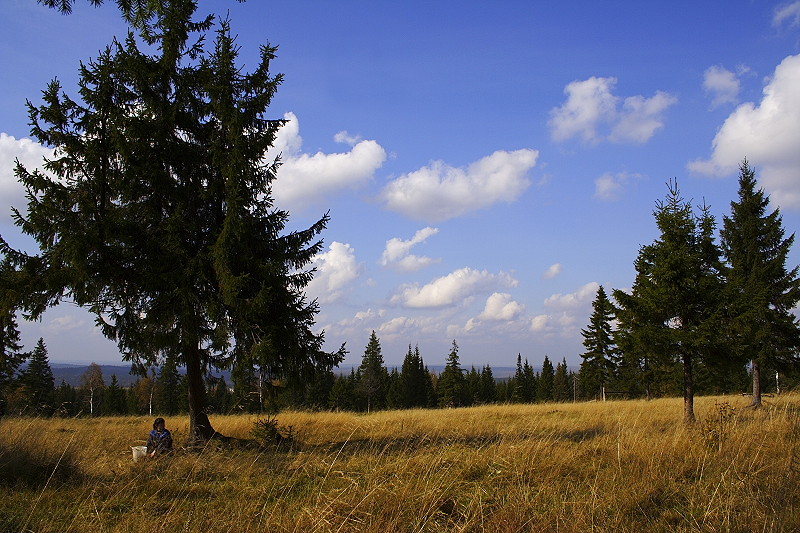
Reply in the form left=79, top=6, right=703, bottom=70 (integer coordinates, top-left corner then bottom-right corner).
left=552, top=358, right=570, bottom=402
left=396, top=344, right=431, bottom=408
left=104, top=374, right=127, bottom=414
left=329, top=373, right=355, bottom=411
left=155, top=355, right=181, bottom=415
left=386, top=368, right=402, bottom=409
left=0, top=259, right=25, bottom=408
left=614, top=180, right=725, bottom=423
left=511, top=354, right=526, bottom=403
left=302, top=369, right=336, bottom=410
left=480, top=365, right=498, bottom=404
left=18, top=338, right=55, bottom=415
left=0, top=1, right=343, bottom=441
left=54, top=380, right=79, bottom=416
left=466, top=366, right=481, bottom=405
left=437, top=340, right=467, bottom=407
left=358, top=331, right=387, bottom=412
left=537, top=356, right=554, bottom=402
left=523, top=358, right=537, bottom=400
left=580, top=286, right=619, bottom=400
left=231, top=363, right=260, bottom=413
left=208, top=376, right=232, bottom=414
left=721, top=161, right=800, bottom=408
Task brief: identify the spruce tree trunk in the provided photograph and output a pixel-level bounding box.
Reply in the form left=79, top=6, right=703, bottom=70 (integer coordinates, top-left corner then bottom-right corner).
left=750, top=359, right=762, bottom=409
left=185, top=343, right=216, bottom=444
left=683, top=353, right=695, bottom=423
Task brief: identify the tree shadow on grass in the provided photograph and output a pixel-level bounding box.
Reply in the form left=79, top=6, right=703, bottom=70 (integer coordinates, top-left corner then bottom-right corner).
left=312, top=426, right=607, bottom=457
left=0, top=442, right=83, bottom=488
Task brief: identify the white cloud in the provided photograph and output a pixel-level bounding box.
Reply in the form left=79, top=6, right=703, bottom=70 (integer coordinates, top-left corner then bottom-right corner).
left=305, top=241, right=363, bottom=304
left=391, top=267, right=518, bottom=308
left=593, top=171, right=643, bottom=201
left=688, top=54, right=800, bottom=209
left=380, top=226, right=440, bottom=272
left=478, top=292, right=525, bottom=321
left=268, top=112, right=387, bottom=210
left=544, top=282, right=600, bottom=310
left=549, top=77, right=617, bottom=143
left=774, top=1, right=800, bottom=27
left=542, top=263, right=563, bottom=279
left=333, top=131, right=362, bottom=145
left=530, top=314, right=551, bottom=332
left=44, top=314, right=87, bottom=334
left=354, top=308, right=386, bottom=321
left=378, top=314, right=447, bottom=339
left=530, top=281, right=599, bottom=339
left=530, top=312, right=580, bottom=336
left=703, top=65, right=741, bottom=108
left=381, top=149, right=538, bottom=222
left=0, top=133, right=55, bottom=222
left=610, top=91, right=678, bottom=143
left=378, top=316, right=416, bottom=336
left=549, top=77, right=676, bottom=144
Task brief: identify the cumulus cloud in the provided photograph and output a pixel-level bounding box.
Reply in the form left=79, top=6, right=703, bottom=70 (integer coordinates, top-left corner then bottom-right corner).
left=688, top=54, right=800, bottom=208
left=593, top=171, right=644, bottom=201
left=544, top=281, right=600, bottom=310
left=378, top=316, right=417, bottom=336
left=478, top=292, right=525, bottom=321
left=378, top=314, right=449, bottom=339
left=542, top=263, right=563, bottom=279
left=305, top=241, right=364, bottom=304
left=380, top=226, right=440, bottom=272
left=549, top=77, right=677, bottom=144
left=267, top=112, right=387, bottom=210
left=703, top=65, right=742, bottom=109
left=774, top=1, right=800, bottom=27
left=381, top=149, right=538, bottom=222
left=530, top=281, right=599, bottom=338
left=43, top=314, right=88, bottom=334
left=530, top=314, right=550, bottom=332
left=0, top=133, right=55, bottom=221
left=390, top=267, right=518, bottom=309
left=530, top=312, right=578, bottom=335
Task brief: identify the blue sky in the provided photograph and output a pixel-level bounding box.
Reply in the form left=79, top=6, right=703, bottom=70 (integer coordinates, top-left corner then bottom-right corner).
left=2, top=0, right=800, bottom=369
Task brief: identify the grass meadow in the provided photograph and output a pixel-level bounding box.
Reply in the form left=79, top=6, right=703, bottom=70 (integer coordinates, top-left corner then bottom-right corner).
left=2, top=394, right=799, bottom=532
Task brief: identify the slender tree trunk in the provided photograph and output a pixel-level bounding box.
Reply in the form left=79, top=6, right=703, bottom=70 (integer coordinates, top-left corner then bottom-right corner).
left=750, top=359, right=762, bottom=409
left=185, top=342, right=215, bottom=444
left=683, top=353, right=695, bottom=424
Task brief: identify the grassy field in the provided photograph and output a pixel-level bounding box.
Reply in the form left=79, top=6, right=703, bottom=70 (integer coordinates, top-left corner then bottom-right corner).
left=2, top=394, right=799, bottom=532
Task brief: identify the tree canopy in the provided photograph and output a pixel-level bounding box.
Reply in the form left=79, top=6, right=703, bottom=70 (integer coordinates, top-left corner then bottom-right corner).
left=721, top=160, right=800, bottom=407
left=580, top=285, right=618, bottom=400
left=615, top=180, right=726, bottom=423
left=1, top=0, right=343, bottom=441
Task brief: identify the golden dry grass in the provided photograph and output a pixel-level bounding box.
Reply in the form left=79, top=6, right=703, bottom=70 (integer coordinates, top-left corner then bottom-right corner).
left=2, top=394, right=799, bottom=532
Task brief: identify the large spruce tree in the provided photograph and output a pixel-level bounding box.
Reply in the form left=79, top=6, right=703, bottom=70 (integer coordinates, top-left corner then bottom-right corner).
left=721, top=161, right=800, bottom=408
left=580, top=285, right=619, bottom=400
left=0, top=259, right=25, bottom=408
left=614, top=180, right=726, bottom=423
left=0, top=1, right=343, bottom=441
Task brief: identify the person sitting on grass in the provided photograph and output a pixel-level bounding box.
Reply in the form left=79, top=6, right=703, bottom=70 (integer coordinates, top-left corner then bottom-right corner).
left=146, top=417, right=173, bottom=457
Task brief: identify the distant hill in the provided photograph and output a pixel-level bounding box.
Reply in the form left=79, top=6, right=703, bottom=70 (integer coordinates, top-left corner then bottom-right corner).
left=51, top=364, right=141, bottom=387
left=50, top=363, right=519, bottom=387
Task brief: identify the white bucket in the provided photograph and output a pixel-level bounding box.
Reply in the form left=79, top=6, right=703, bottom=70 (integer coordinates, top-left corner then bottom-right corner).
left=131, top=446, right=148, bottom=462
